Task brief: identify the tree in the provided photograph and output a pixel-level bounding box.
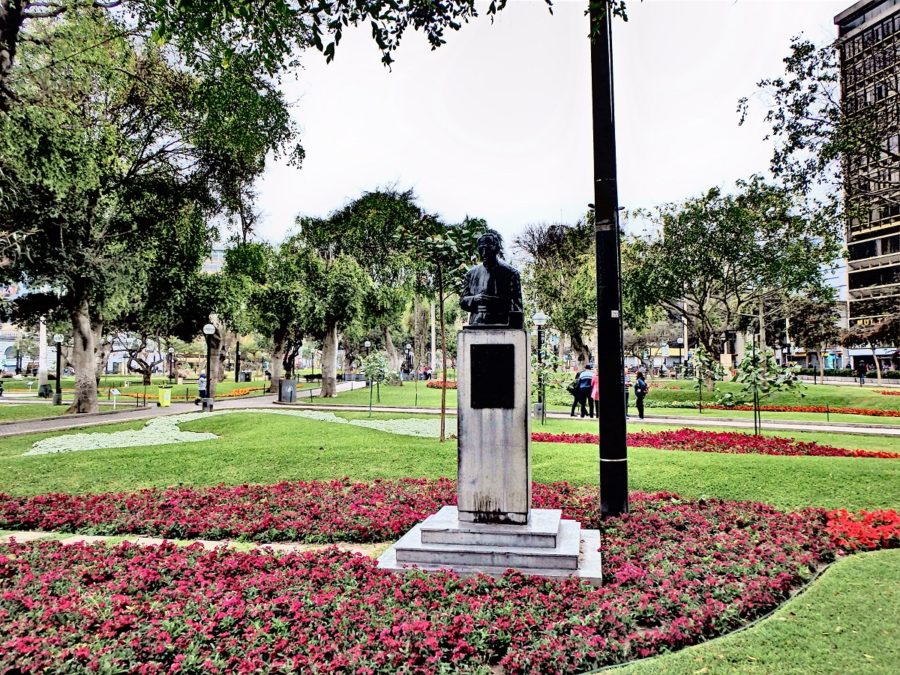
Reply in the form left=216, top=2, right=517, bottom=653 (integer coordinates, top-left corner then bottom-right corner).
left=623, top=176, right=842, bottom=362
left=516, top=219, right=596, bottom=367
left=0, top=11, right=296, bottom=412
left=402, top=215, right=485, bottom=441
left=739, top=37, right=899, bottom=204
left=783, top=288, right=841, bottom=380
left=621, top=317, right=681, bottom=371
left=0, top=1, right=570, bottom=112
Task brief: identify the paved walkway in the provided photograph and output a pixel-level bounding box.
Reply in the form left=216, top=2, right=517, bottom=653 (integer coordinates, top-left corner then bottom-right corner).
left=2, top=382, right=899, bottom=437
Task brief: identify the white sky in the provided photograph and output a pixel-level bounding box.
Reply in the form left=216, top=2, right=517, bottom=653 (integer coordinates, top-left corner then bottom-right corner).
left=255, top=0, right=847, bottom=247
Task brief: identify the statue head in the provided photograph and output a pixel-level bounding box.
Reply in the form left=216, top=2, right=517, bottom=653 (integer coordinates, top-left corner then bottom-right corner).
left=476, top=230, right=503, bottom=264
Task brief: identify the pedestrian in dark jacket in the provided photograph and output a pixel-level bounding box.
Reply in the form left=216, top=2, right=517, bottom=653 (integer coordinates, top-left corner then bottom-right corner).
left=634, top=371, right=649, bottom=419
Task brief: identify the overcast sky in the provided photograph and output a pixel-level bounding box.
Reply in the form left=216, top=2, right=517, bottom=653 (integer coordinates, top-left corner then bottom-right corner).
left=255, top=0, right=847, bottom=247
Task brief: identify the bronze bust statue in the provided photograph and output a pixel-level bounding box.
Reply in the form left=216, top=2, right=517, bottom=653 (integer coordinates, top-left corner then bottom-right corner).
left=460, top=230, right=523, bottom=328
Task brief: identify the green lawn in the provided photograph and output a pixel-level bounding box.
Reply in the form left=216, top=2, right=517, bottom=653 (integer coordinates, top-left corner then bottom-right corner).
left=0, top=403, right=69, bottom=422
left=620, top=549, right=900, bottom=674
left=2, top=412, right=898, bottom=511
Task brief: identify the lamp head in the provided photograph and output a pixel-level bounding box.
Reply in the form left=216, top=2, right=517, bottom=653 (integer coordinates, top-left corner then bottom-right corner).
left=53, top=334, right=64, bottom=344
left=531, top=311, right=548, bottom=327
left=202, top=323, right=215, bottom=336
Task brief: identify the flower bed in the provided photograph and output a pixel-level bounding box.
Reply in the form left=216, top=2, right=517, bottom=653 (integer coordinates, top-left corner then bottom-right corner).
left=426, top=379, right=457, bottom=389
left=826, top=509, right=900, bottom=552
left=0, top=489, right=839, bottom=673
left=877, top=389, right=900, bottom=396
left=642, top=400, right=900, bottom=417
left=531, top=429, right=900, bottom=459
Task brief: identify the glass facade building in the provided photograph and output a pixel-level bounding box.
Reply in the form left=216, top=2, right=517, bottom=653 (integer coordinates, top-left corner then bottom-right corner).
left=835, top=0, right=900, bottom=327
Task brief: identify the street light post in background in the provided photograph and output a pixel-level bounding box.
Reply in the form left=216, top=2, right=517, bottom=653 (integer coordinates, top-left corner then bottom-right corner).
left=532, top=311, right=549, bottom=425
left=202, top=323, right=215, bottom=412
left=168, top=347, right=175, bottom=384
left=406, top=342, right=418, bottom=407
left=52, top=334, right=63, bottom=405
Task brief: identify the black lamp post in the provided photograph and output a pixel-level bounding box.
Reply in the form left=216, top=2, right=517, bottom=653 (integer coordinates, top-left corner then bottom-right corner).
left=532, top=311, right=548, bottom=424
left=53, top=334, right=63, bottom=405
left=202, top=323, right=215, bottom=411
left=168, top=347, right=175, bottom=384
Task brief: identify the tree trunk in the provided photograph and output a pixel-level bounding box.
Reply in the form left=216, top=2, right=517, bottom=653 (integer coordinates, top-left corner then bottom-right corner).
left=321, top=324, right=339, bottom=397
left=383, top=326, right=400, bottom=371
left=93, top=321, right=109, bottom=385
left=413, top=294, right=427, bottom=367
left=68, top=297, right=98, bottom=414
left=819, top=344, right=826, bottom=380
left=570, top=332, right=592, bottom=368
left=0, top=1, right=23, bottom=112
left=269, top=328, right=287, bottom=393
left=205, top=331, right=224, bottom=399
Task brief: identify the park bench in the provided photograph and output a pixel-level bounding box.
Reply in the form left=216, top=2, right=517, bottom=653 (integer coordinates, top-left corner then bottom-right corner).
left=303, top=373, right=323, bottom=383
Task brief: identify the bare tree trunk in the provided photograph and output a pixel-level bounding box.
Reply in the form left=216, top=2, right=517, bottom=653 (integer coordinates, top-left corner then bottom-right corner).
left=383, top=326, right=400, bottom=371
left=68, top=296, right=98, bottom=414
left=570, top=332, right=592, bottom=368
left=0, top=1, right=23, bottom=112
left=819, top=344, right=826, bottom=381
left=93, top=321, right=109, bottom=385
left=321, top=324, right=339, bottom=397
left=269, top=329, right=287, bottom=393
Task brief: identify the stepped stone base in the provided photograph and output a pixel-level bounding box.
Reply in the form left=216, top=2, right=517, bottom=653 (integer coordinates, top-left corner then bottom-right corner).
left=377, top=507, right=602, bottom=586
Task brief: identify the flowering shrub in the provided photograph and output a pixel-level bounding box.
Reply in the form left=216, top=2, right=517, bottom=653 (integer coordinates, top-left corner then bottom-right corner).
left=826, top=509, right=900, bottom=552
left=0, top=491, right=836, bottom=673
left=531, top=429, right=900, bottom=459
left=877, top=389, right=900, bottom=396
left=426, top=379, right=457, bottom=389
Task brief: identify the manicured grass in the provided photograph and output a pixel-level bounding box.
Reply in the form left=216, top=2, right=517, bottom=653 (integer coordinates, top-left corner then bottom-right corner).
left=313, top=381, right=457, bottom=408
left=1, top=412, right=897, bottom=511
left=0, top=404, right=69, bottom=422
left=622, top=549, right=900, bottom=674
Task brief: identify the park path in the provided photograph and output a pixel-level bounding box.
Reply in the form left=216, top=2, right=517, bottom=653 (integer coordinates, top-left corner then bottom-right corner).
left=2, top=382, right=899, bottom=438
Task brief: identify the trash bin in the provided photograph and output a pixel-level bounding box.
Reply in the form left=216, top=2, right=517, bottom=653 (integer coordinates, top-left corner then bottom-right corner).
left=158, top=386, right=172, bottom=408
left=278, top=379, right=297, bottom=403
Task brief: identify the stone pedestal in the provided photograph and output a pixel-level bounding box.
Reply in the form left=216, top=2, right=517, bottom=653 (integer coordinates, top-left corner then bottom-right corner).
left=457, top=329, right=530, bottom=525
left=378, top=327, right=601, bottom=584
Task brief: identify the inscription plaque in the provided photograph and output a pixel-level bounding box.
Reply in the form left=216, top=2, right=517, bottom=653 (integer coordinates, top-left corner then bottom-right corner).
left=470, top=344, right=515, bottom=409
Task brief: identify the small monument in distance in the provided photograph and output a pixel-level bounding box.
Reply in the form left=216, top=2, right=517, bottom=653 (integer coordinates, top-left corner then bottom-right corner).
left=378, top=231, right=601, bottom=584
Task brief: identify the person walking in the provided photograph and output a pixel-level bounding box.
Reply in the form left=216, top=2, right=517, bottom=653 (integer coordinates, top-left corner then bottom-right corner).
left=195, top=372, right=208, bottom=405
left=856, top=361, right=867, bottom=387
left=634, top=371, right=649, bottom=420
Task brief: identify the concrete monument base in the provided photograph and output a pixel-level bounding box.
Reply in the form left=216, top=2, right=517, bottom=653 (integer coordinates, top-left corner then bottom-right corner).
left=377, top=506, right=602, bottom=586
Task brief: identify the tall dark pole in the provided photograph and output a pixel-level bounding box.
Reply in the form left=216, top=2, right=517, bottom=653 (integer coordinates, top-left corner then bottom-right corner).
left=536, top=326, right=545, bottom=425
left=591, top=1, right=628, bottom=517
left=205, top=337, right=212, bottom=403
left=235, top=337, right=240, bottom=382
left=54, top=344, right=62, bottom=405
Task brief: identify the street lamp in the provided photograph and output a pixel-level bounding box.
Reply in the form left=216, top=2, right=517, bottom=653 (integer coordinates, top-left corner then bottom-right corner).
left=364, top=339, right=371, bottom=356
left=52, top=334, right=63, bottom=405
left=168, top=347, right=175, bottom=383
left=202, top=323, right=215, bottom=411
left=532, top=311, right=549, bottom=424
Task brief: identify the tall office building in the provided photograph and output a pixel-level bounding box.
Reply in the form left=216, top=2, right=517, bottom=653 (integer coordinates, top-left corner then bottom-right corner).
left=835, top=0, right=900, bottom=328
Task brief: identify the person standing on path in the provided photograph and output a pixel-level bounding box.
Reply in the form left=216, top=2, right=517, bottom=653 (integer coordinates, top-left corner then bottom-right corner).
left=634, top=371, right=649, bottom=420
left=590, top=367, right=599, bottom=418
left=195, top=373, right=208, bottom=405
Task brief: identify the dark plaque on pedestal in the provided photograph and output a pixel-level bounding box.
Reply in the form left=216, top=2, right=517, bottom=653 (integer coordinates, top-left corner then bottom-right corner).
left=470, top=344, right=515, bottom=409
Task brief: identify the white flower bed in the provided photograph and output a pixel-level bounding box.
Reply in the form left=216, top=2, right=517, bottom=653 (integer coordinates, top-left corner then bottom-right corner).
left=25, top=409, right=442, bottom=456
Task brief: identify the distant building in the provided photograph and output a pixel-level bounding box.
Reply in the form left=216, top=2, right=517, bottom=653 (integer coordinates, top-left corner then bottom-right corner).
left=835, top=0, right=900, bottom=327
